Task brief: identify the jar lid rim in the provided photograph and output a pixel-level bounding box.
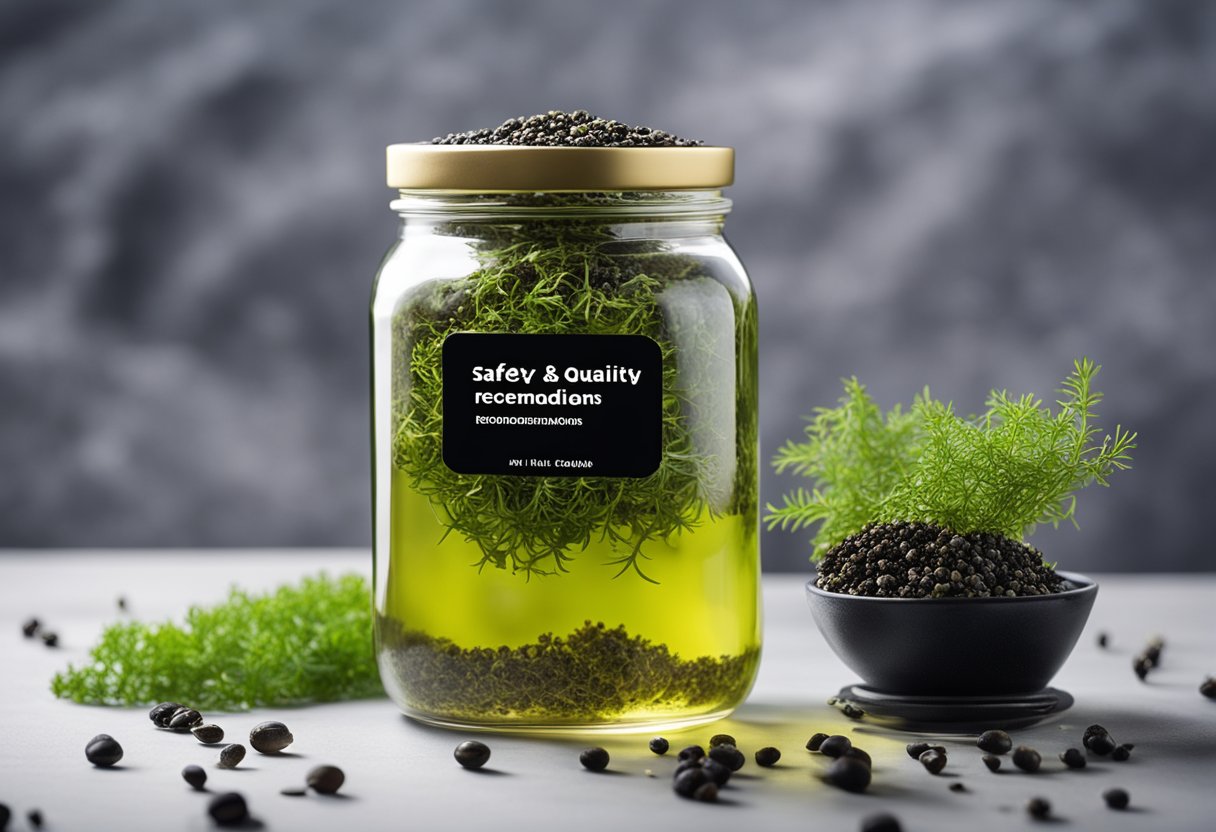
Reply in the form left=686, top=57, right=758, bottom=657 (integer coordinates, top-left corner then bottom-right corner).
left=386, top=144, right=734, bottom=191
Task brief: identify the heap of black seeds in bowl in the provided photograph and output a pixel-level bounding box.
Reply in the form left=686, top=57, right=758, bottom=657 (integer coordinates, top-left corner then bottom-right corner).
left=816, top=522, right=1065, bottom=598
left=431, top=110, right=703, bottom=147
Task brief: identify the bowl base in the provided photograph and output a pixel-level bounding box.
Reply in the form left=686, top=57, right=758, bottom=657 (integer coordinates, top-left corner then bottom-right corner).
left=828, top=684, right=1074, bottom=733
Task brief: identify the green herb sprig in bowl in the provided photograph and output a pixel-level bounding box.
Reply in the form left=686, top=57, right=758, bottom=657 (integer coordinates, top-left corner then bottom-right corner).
left=767, top=359, right=1135, bottom=597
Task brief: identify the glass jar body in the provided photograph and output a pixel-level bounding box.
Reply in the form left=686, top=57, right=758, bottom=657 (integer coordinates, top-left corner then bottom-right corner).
left=371, top=192, right=760, bottom=731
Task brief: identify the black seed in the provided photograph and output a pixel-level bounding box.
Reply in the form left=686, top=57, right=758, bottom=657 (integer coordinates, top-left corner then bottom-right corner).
left=1083, top=724, right=1109, bottom=743
left=819, top=735, right=852, bottom=758
left=702, top=759, right=731, bottom=786
left=1133, top=655, right=1152, bottom=680
left=673, top=766, right=710, bottom=797
left=454, top=740, right=491, bottom=769
left=281, top=788, right=307, bottom=797
left=1059, top=748, right=1086, bottom=769
left=840, top=702, right=865, bottom=720
left=208, top=792, right=249, bottom=826
left=169, top=707, right=203, bottom=732
left=806, top=733, right=829, bottom=751
left=0, top=804, right=9, bottom=831
left=1096, top=632, right=1109, bottom=648
left=1103, top=787, right=1130, bottom=810
left=218, top=744, right=246, bottom=769
left=182, top=764, right=207, bottom=790
left=117, top=596, right=127, bottom=611
left=28, top=809, right=43, bottom=829
left=85, top=734, right=123, bottom=767
left=982, top=754, right=1001, bottom=772
left=1201, top=677, right=1216, bottom=699
left=919, top=749, right=947, bottom=774
left=1026, top=796, right=1051, bottom=819
left=949, top=782, right=967, bottom=792
left=149, top=702, right=181, bottom=727
left=674, top=759, right=703, bottom=777
left=192, top=724, right=224, bottom=745
left=1111, top=744, right=1133, bottom=761
left=844, top=747, right=872, bottom=768
left=649, top=737, right=669, bottom=755
left=249, top=721, right=294, bottom=753
left=708, top=733, right=736, bottom=748
left=21, top=618, right=40, bottom=638
left=677, top=745, right=705, bottom=762
left=1086, top=732, right=1117, bottom=756
left=861, top=813, right=903, bottom=832
left=824, top=756, right=871, bottom=793
left=580, top=747, right=610, bottom=771
left=977, top=729, right=1012, bottom=754
left=755, top=746, right=781, bottom=767
left=693, top=782, right=719, bottom=802
left=1012, top=746, right=1041, bottom=772
left=306, top=765, right=345, bottom=795
left=906, top=741, right=931, bottom=759
left=707, top=744, right=745, bottom=771
left=40, top=632, right=58, bottom=648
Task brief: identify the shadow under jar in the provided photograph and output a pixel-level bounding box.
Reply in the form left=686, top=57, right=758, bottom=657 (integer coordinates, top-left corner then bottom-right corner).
left=371, top=145, right=761, bottom=731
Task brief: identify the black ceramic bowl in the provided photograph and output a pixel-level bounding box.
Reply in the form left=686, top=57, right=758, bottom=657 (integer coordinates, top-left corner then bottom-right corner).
left=805, top=572, right=1098, bottom=696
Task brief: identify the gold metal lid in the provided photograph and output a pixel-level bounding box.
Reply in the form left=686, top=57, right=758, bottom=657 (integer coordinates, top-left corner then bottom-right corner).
left=386, top=144, right=734, bottom=192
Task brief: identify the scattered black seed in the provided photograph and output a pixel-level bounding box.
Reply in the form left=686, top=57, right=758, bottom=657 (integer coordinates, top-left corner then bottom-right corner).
left=1111, top=744, right=1133, bottom=762
left=807, top=733, right=829, bottom=752
left=693, top=782, right=719, bottom=803
left=815, top=521, right=1064, bottom=598
left=861, top=813, right=903, bottom=832
left=169, top=707, right=203, bottom=732
left=1012, top=746, right=1041, bottom=772
left=649, top=737, right=669, bottom=755
left=819, top=735, right=852, bottom=758
left=977, top=730, right=1013, bottom=754
left=1201, top=677, right=1216, bottom=699
left=0, top=803, right=9, bottom=830
left=702, top=758, right=732, bottom=786
left=906, top=742, right=932, bottom=759
left=40, top=632, right=58, bottom=648
left=824, top=756, right=872, bottom=793
left=1026, top=796, right=1051, bottom=820
left=454, top=740, right=491, bottom=769
left=949, top=782, right=967, bottom=793
left=1059, top=748, right=1086, bottom=769
left=208, top=792, right=249, bottom=826
left=677, top=745, right=705, bottom=762
left=149, top=702, right=181, bottom=727
left=919, top=749, right=947, bottom=774
left=85, top=734, right=123, bottom=767
left=580, top=747, right=610, bottom=772
left=1083, top=724, right=1109, bottom=744
left=249, top=721, right=293, bottom=754
left=1096, top=631, right=1109, bottom=648
left=1086, top=732, right=1117, bottom=756
left=708, top=733, right=736, bottom=748
left=844, top=747, right=872, bottom=768
left=218, top=744, right=246, bottom=769
left=117, top=596, right=127, bottom=611
left=982, top=754, right=1001, bottom=772
left=1103, top=787, right=1130, bottom=810
left=708, top=744, right=745, bottom=771
left=192, top=724, right=225, bottom=745
left=431, top=110, right=703, bottom=148
left=673, top=766, right=710, bottom=798
left=1133, top=655, right=1152, bottom=681
left=674, top=759, right=703, bottom=777
left=182, top=764, right=207, bottom=790
left=306, top=765, right=345, bottom=795
left=755, top=746, right=781, bottom=767
left=21, top=618, right=40, bottom=638
left=27, top=809, right=43, bottom=829
left=281, top=788, right=307, bottom=797
left=840, top=702, right=865, bottom=720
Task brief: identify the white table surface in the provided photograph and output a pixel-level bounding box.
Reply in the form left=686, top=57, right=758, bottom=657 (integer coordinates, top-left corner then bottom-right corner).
left=1, top=551, right=1214, bottom=832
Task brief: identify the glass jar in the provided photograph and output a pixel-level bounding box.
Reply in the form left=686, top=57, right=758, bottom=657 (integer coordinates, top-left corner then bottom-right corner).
left=371, top=144, right=760, bottom=731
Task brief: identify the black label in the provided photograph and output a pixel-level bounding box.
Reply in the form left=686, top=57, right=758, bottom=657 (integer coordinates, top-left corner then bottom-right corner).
left=442, top=333, right=662, bottom=477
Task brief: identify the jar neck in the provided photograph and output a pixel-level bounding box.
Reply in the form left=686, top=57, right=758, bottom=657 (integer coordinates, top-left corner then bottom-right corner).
left=389, top=189, right=731, bottom=222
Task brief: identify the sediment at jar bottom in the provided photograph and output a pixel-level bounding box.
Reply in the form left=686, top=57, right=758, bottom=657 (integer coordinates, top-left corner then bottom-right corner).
left=376, top=616, right=761, bottom=725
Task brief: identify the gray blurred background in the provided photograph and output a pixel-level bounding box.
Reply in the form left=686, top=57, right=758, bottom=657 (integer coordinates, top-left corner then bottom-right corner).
left=2, top=0, right=1213, bottom=572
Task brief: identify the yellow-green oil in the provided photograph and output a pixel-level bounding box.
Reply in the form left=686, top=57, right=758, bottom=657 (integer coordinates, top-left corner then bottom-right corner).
left=376, top=473, right=761, bottom=730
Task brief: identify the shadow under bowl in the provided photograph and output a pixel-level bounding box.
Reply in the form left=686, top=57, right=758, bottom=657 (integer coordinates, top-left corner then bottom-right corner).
left=805, top=571, right=1098, bottom=696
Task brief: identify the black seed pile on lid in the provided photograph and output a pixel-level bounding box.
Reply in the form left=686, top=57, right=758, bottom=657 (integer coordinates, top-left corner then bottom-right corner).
left=430, top=110, right=703, bottom=147
left=816, top=522, right=1064, bottom=597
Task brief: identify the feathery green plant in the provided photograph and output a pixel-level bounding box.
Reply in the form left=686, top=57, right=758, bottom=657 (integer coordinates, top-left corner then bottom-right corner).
left=767, top=358, right=1136, bottom=559
left=51, top=574, right=381, bottom=710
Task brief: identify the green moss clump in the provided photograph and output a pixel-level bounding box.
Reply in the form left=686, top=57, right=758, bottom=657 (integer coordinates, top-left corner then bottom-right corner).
left=51, top=574, right=381, bottom=710
left=768, top=358, right=1136, bottom=559
left=391, top=194, right=756, bottom=580
left=378, top=618, right=759, bottom=722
